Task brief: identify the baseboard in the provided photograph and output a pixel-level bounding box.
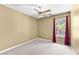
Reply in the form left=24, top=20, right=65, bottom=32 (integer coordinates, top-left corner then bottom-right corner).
left=0, top=38, right=38, bottom=54
left=37, top=38, right=51, bottom=41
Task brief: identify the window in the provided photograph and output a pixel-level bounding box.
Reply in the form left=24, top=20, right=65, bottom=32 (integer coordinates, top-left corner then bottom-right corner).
left=55, top=17, right=66, bottom=37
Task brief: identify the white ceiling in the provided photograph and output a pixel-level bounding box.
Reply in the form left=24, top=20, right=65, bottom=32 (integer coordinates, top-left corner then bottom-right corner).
left=3, top=4, right=73, bottom=19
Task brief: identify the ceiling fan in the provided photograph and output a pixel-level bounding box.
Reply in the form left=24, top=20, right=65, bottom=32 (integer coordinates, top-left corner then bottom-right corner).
left=33, top=6, right=51, bottom=18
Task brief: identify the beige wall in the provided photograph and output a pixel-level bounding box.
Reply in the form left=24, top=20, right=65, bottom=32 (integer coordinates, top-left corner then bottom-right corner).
left=71, top=5, right=79, bottom=54
left=38, top=13, right=70, bottom=44
left=38, top=17, right=53, bottom=40
left=0, top=5, right=38, bottom=51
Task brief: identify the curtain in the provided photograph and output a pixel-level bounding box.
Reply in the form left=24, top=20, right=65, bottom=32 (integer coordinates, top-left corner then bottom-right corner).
left=64, top=16, right=70, bottom=45
left=53, top=18, right=56, bottom=43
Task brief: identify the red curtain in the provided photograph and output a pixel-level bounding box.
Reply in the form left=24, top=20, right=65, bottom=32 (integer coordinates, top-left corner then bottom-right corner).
left=53, top=18, right=56, bottom=43
left=64, top=16, right=70, bottom=45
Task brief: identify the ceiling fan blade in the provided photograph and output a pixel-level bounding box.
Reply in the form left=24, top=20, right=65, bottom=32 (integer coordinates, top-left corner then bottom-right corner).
left=42, top=9, right=51, bottom=13
left=34, top=8, right=40, bottom=13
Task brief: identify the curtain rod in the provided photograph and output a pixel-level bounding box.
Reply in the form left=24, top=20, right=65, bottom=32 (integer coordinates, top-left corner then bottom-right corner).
left=51, top=11, right=70, bottom=17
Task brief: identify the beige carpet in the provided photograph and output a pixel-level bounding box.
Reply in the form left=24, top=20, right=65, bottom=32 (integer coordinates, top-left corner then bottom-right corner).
left=0, top=38, right=75, bottom=55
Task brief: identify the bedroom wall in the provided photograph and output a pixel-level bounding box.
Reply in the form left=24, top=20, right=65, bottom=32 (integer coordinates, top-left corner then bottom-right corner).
left=71, top=5, right=79, bottom=54
left=0, top=5, right=38, bottom=51
left=38, top=17, right=53, bottom=40
left=38, top=13, right=70, bottom=44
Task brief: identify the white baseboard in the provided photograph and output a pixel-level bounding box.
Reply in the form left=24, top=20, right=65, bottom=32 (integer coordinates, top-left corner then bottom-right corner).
left=0, top=38, right=38, bottom=54
left=37, top=38, right=51, bottom=41
left=0, top=38, right=51, bottom=54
